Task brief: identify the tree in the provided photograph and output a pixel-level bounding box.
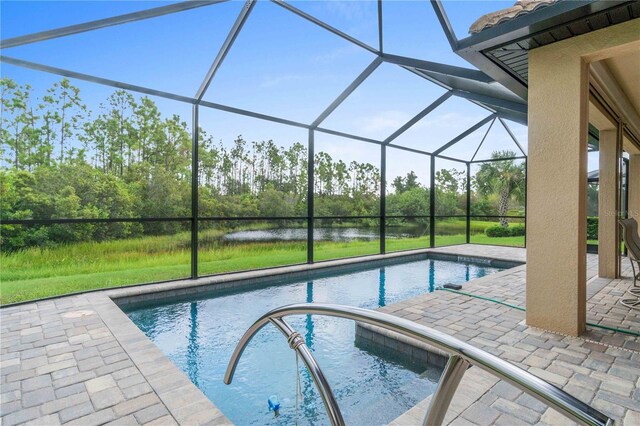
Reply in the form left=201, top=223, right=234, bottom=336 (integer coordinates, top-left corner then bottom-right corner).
left=436, top=168, right=464, bottom=193
left=392, top=171, right=420, bottom=194
left=46, top=79, right=86, bottom=163
left=133, top=96, right=162, bottom=164
left=0, top=78, right=17, bottom=147
left=284, top=142, right=306, bottom=195
left=387, top=187, right=429, bottom=217
left=2, top=76, right=400, bottom=251
left=104, top=90, right=135, bottom=176
left=258, top=186, right=296, bottom=217
left=3, top=80, right=29, bottom=169
left=474, top=150, right=525, bottom=227
left=434, top=168, right=465, bottom=216
left=314, top=152, right=333, bottom=195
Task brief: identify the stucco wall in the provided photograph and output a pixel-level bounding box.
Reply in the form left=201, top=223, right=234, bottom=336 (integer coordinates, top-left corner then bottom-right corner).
left=630, top=155, right=640, bottom=221
left=526, top=19, right=640, bottom=336
left=598, top=130, right=619, bottom=278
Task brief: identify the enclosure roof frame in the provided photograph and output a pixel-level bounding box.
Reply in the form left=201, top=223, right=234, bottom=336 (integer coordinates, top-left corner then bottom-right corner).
left=0, top=0, right=529, bottom=161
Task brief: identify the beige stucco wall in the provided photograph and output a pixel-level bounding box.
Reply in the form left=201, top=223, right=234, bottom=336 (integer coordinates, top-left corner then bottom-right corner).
left=630, top=155, right=640, bottom=221
left=527, top=47, right=588, bottom=336
left=598, top=130, right=619, bottom=278
left=526, top=19, right=640, bottom=336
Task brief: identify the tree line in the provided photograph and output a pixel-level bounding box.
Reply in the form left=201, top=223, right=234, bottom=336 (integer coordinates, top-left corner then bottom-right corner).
left=1, top=78, right=525, bottom=252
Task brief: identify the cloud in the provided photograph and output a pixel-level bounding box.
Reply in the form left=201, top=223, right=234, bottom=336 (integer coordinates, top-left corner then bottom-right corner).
left=323, top=1, right=374, bottom=22
left=355, top=110, right=411, bottom=134
left=304, top=1, right=377, bottom=43
left=416, top=111, right=485, bottom=130
left=310, top=45, right=364, bottom=66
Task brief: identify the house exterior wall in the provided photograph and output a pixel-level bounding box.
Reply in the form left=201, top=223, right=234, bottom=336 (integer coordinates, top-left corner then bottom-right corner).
left=526, top=19, right=639, bottom=336
left=630, top=155, right=640, bottom=222
left=598, top=130, right=620, bottom=279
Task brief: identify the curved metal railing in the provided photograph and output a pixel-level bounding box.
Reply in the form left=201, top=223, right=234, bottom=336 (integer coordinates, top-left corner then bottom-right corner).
left=224, top=303, right=614, bottom=426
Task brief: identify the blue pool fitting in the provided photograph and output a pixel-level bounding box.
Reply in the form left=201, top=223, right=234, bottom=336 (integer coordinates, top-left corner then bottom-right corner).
left=268, top=395, right=280, bottom=412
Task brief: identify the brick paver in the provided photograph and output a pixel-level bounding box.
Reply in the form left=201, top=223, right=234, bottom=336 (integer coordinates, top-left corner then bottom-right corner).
left=0, top=294, right=229, bottom=425
left=386, top=249, right=640, bottom=425
left=1, top=244, right=638, bottom=425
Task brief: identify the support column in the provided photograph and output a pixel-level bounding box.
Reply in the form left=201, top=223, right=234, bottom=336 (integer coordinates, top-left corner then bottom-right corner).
left=380, top=145, right=386, bottom=254
left=598, top=130, right=620, bottom=278
left=630, top=154, right=640, bottom=222
left=191, top=105, right=199, bottom=279
left=430, top=155, right=435, bottom=248
left=526, top=45, right=588, bottom=336
left=307, top=129, right=314, bottom=264
left=466, top=163, right=471, bottom=244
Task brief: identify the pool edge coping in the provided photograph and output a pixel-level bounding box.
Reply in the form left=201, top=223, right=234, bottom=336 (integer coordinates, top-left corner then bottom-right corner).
left=109, top=247, right=524, bottom=308
left=103, top=246, right=524, bottom=425
left=74, top=246, right=524, bottom=426
left=87, top=292, right=233, bottom=425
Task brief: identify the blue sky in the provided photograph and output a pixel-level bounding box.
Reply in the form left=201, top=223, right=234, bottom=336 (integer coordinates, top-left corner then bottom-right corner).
left=1, top=0, right=531, bottom=185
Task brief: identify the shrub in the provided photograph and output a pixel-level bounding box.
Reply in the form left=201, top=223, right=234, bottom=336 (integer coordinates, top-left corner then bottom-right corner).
left=587, top=217, right=598, bottom=240
left=485, top=223, right=525, bottom=238
left=509, top=224, right=526, bottom=237
left=485, top=225, right=510, bottom=237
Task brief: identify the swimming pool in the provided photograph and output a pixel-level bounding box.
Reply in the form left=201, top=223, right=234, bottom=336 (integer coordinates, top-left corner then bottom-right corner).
left=125, top=257, right=503, bottom=425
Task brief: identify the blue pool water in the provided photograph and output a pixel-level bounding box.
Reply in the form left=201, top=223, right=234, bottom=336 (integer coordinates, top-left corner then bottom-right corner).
left=125, top=258, right=502, bottom=425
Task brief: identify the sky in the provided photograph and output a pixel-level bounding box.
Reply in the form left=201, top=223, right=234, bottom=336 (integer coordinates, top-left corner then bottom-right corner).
left=0, top=0, right=536, bottom=185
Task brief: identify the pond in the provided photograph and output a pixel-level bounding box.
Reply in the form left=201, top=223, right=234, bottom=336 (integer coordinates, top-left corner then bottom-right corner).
left=222, top=226, right=429, bottom=242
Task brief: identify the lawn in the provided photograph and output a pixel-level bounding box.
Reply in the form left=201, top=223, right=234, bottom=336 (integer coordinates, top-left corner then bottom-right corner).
left=1, top=226, right=524, bottom=304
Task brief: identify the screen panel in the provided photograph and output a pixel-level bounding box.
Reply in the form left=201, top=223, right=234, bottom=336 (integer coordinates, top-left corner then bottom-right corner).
left=1, top=220, right=191, bottom=304
left=198, top=219, right=307, bottom=276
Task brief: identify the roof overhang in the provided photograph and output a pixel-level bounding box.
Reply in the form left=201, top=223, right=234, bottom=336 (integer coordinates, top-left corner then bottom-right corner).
left=435, top=0, right=640, bottom=101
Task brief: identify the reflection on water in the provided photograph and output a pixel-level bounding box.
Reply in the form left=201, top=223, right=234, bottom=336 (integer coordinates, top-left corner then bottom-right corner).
left=378, top=268, right=386, bottom=307
left=127, top=259, right=500, bottom=425
left=223, top=226, right=428, bottom=242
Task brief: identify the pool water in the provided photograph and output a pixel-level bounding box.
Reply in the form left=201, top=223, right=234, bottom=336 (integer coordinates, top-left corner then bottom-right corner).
left=125, top=258, right=502, bottom=425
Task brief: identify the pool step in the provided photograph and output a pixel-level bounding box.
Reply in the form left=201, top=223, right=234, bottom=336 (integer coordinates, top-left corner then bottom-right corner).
left=331, top=376, right=434, bottom=426
left=354, top=322, right=449, bottom=372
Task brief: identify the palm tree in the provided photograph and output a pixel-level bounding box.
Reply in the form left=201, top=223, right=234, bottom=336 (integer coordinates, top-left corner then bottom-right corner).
left=474, top=150, right=525, bottom=227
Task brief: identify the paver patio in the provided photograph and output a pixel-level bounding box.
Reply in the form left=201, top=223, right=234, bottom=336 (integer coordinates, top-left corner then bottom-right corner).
left=1, top=244, right=638, bottom=425
left=382, top=247, right=640, bottom=425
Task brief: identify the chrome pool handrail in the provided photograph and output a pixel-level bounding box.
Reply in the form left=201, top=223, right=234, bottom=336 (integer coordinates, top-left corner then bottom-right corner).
left=269, top=317, right=344, bottom=425
left=224, top=303, right=614, bottom=426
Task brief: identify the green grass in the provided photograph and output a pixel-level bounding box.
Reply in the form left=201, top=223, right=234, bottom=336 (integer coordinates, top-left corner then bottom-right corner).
left=439, top=219, right=510, bottom=234
left=1, top=225, right=524, bottom=304
left=199, top=242, right=307, bottom=275
left=469, top=234, right=525, bottom=246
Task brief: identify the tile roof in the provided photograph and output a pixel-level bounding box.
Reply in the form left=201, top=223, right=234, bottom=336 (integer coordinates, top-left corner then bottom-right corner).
left=469, top=0, right=558, bottom=34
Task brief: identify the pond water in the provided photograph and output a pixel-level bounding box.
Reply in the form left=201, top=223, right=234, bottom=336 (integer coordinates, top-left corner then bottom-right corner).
left=223, top=226, right=428, bottom=242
